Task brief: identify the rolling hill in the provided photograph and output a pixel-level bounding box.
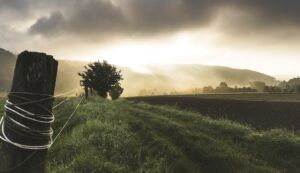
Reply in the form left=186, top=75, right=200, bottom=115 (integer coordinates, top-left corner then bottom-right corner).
left=0, top=48, right=278, bottom=96
left=0, top=48, right=15, bottom=91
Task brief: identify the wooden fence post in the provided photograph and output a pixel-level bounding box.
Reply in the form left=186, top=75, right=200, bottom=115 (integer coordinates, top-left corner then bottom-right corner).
left=1, top=51, right=58, bottom=173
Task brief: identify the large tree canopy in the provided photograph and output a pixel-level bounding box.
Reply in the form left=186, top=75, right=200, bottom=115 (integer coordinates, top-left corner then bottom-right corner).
left=79, top=60, right=123, bottom=98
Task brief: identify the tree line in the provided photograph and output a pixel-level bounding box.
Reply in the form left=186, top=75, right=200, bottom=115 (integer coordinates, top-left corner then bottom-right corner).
left=138, top=79, right=300, bottom=96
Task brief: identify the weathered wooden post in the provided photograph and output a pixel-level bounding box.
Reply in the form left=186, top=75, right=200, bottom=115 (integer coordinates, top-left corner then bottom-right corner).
left=0, top=51, right=58, bottom=173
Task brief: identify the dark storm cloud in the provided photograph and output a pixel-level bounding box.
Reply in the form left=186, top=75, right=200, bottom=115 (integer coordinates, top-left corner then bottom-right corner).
left=8, top=0, right=300, bottom=40
left=0, top=0, right=32, bottom=20
left=67, top=0, right=125, bottom=35
left=29, top=12, right=65, bottom=36
left=0, top=0, right=30, bottom=10
left=0, top=0, right=71, bottom=23
left=28, top=0, right=220, bottom=37
left=28, top=0, right=126, bottom=37
left=220, top=0, right=300, bottom=33
left=121, top=0, right=218, bottom=32
left=232, top=0, right=300, bottom=25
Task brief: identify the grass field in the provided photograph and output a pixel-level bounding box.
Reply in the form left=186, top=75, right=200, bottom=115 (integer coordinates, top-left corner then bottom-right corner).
left=1, top=97, right=300, bottom=173
left=127, top=94, right=300, bottom=130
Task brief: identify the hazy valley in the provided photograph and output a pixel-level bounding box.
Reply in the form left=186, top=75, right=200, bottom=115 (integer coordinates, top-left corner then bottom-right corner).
left=0, top=48, right=278, bottom=96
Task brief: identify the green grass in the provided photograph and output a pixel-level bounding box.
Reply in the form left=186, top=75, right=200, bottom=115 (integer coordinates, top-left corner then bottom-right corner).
left=0, top=97, right=300, bottom=173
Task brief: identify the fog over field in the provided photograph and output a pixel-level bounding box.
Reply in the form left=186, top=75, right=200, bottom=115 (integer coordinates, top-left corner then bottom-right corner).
left=0, top=48, right=278, bottom=96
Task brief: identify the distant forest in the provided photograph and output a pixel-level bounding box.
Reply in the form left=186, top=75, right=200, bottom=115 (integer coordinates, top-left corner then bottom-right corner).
left=138, top=79, right=300, bottom=96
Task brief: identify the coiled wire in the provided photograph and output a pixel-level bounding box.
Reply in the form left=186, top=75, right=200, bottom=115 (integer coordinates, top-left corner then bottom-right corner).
left=0, top=93, right=54, bottom=150
left=0, top=88, right=82, bottom=172
left=0, top=88, right=80, bottom=150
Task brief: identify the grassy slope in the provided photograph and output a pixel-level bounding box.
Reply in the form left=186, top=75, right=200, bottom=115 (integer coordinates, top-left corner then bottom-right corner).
left=1, top=97, right=300, bottom=173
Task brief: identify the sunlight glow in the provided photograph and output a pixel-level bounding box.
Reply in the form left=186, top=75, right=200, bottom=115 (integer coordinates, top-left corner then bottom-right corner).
left=57, top=29, right=299, bottom=77
left=89, top=30, right=218, bottom=70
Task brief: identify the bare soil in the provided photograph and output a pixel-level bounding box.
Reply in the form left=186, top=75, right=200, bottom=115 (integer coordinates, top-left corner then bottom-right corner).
left=127, top=95, right=300, bottom=130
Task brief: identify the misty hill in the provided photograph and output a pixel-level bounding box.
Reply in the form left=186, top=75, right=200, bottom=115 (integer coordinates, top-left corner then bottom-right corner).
left=0, top=48, right=278, bottom=96
left=0, top=48, right=15, bottom=91
left=132, top=64, right=278, bottom=92
left=46, top=63, right=279, bottom=96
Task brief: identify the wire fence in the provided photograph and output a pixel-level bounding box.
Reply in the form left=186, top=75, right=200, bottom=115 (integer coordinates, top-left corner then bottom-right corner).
left=0, top=87, right=84, bottom=172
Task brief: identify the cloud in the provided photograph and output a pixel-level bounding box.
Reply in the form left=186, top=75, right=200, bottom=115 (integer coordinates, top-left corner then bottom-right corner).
left=28, top=0, right=220, bottom=38
left=67, top=0, right=126, bottom=36
left=1, top=0, right=300, bottom=53
left=0, top=0, right=32, bottom=23
left=26, top=0, right=300, bottom=41
left=232, top=0, right=300, bottom=26
left=29, top=12, right=65, bottom=36
left=119, top=0, right=218, bottom=33
left=218, top=0, right=300, bottom=33
left=0, top=0, right=30, bottom=11
left=28, top=0, right=126, bottom=38
left=0, top=24, right=33, bottom=53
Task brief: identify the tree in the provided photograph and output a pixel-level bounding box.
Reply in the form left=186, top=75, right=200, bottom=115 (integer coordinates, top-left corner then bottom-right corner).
left=219, top=82, right=228, bottom=88
left=250, top=81, right=266, bottom=92
left=109, top=83, right=124, bottom=100
left=79, top=60, right=123, bottom=98
left=215, top=82, right=230, bottom=93
left=279, top=77, right=300, bottom=93
left=202, top=86, right=214, bottom=93
left=297, top=85, right=300, bottom=93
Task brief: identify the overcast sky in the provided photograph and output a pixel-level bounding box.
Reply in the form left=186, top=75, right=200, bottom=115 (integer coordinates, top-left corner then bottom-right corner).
left=1, top=0, right=300, bottom=77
